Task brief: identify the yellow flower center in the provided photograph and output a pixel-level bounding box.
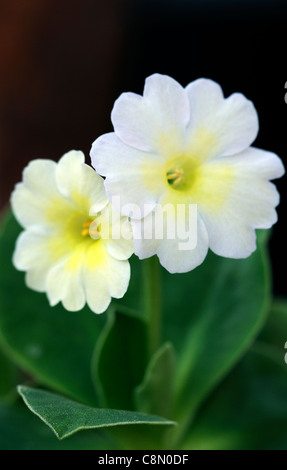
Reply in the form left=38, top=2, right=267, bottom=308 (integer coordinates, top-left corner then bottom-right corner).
left=166, top=156, right=199, bottom=192
left=166, top=167, right=184, bottom=187
left=81, top=219, right=101, bottom=239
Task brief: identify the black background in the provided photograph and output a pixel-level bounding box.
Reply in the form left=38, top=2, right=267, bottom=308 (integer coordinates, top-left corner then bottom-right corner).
left=0, top=0, right=286, bottom=295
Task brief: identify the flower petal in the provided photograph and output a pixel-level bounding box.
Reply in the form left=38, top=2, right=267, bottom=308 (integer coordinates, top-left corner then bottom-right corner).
left=46, top=259, right=86, bottom=312
left=132, top=202, right=209, bottom=273
left=11, top=184, right=49, bottom=229
left=111, top=73, right=189, bottom=156
left=155, top=210, right=209, bottom=274
left=83, top=251, right=130, bottom=314
left=11, top=159, right=61, bottom=229
left=131, top=209, right=163, bottom=260
left=13, top=229, right=56, bottom=292
left=99, top=204, right=134, bottom=260
left=199, top=147, right=284, bottom=258
left=13, top=230, right=48, bottom=270
left=91, top=132, right=166, bottom=219
left=185, top=78, right=259, bottom=159
left=217, top=146, right=285, bottom=180
left=22, top=159, right=58, bottom=197
left=143, top=73, right=190, bottom=137
left=56, top=150, right=108, bottom=214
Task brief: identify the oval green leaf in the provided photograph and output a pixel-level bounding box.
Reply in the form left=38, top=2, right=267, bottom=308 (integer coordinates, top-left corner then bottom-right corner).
left=181, top=348, right=287, bottom=450
left=118, top=231, right=271, bottom=433
left=17, top=386, right=176, bottom=440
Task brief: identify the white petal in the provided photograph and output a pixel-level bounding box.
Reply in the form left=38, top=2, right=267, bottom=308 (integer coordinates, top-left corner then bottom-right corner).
left=186, top=78, right=224, bottom=124
left=83, top=267, right=110, bottom=314
left=199, top=148, right=284, bottom=258
left=22, top=159, right=58, bottom=197
left=217, top=146, right=285, bottom=180
left=105, top=237, right=134, bottom=261
left=132, top=202, right=209, bottom=273
left=25, top=266, right=51, bottom=292
left=185, top=78, right=259, bottom=159
left=143, top=73, right=190, bottom=135
left=55, top=150, right=85, bottom=197
left=11, top=159, right=61, bottom=229
left=99, top=204, right=134, bottom=261
left=13, top=230, right=54, bottom=291
left=56, top=150, right=108, bottom=213
left=202, top=212, right=257, bottom=259
left=91, top=132, right=166, bottom=219
left=13, top=230, right=48, bottom=270
left=111, top=73, right=189, bottom=156
left=83, top=255, right=130, bottom=314
left=105, top=258, right=131, bottom=299
left=131, top=209, right=163, bottom=260
left=156, top=213, right=209, bottom=274
left=11, top=184, right=50, bottom=229
left=46, top=259, right=86, bottom=312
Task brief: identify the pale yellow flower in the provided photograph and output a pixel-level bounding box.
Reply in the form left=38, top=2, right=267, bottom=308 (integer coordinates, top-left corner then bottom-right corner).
left=11, top=151, right=133, bottom=313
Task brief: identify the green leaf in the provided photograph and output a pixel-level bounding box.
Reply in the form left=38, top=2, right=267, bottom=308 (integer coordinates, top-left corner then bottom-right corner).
left=0, top=401, right=118, bottom=450
left=0, top=211, right=105, bottom=406
left=117, top=232, right=274, bottom=447
left=119, top=231, right=271, bottom=434
left=17, top=386, right=176, bottom=441
left=258, top=298, right=287, bottom=361
left=93, top=306, right=148, bottom=410
left=134, top=342, right=175, bottom=418
left=167, top=231, right=270, bottom=426
left=0, top=347, right=18, bottom=402
left=181, top=348, right=287, bottom=450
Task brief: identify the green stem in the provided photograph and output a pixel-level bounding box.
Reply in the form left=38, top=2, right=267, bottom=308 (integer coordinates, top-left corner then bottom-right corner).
left=142, top=256, right=162, bottom=357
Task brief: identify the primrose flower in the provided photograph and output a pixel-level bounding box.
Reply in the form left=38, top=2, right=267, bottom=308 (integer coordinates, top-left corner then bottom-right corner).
left=11, top=151, right=133, bottom=313
left=91, top=74, right=284, bottom=273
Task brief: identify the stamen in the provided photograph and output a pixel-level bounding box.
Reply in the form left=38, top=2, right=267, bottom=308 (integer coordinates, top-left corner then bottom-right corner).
left=81, top=219, right=100, bottom=238
left=81, top=228, right=90, bottom=236
left=167, top=167, right=184, bottom=187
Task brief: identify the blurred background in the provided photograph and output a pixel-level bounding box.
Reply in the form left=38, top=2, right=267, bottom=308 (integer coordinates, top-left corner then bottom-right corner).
left=0, top=0, right=286, bottom=296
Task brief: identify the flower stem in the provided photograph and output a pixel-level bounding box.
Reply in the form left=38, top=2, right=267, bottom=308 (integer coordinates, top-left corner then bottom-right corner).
left=142, top=256, right=162, bottom=357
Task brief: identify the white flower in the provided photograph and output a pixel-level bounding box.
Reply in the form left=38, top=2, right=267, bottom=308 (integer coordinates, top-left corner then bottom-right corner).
left=11, top=151, right=133, bottom=313
left=91, top=74, right=285, bottom=273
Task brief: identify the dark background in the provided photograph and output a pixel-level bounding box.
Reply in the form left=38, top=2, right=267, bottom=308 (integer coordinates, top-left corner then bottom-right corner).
left=0, top=0, right=286, bottom=296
